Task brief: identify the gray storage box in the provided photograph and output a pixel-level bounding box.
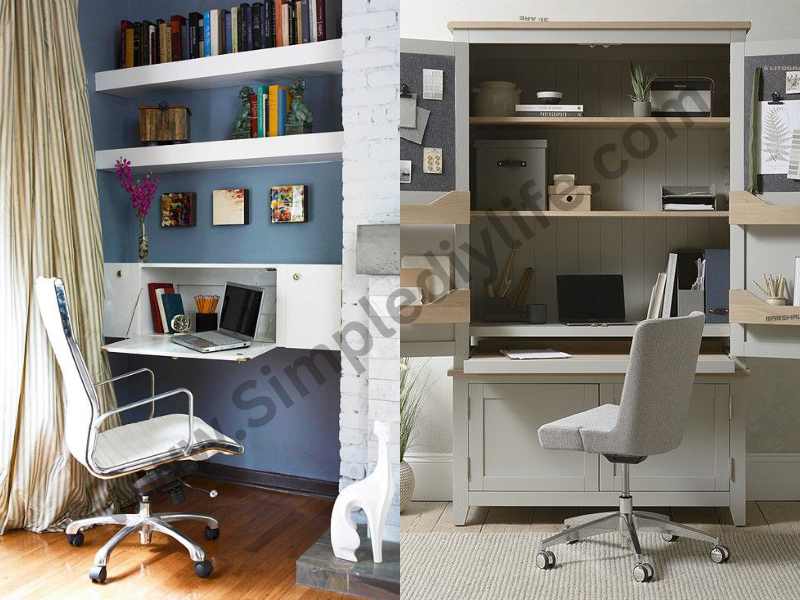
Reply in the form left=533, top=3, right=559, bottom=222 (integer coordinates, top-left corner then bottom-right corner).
left=474, top=139, right=548, bottom=211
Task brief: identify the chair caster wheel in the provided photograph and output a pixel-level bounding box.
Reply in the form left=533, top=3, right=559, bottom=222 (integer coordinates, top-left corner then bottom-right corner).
left=660, top=532, right=678, bottom=542
left=89, top=566, right=107, bottom=584
left=632, top=562, right=654, bottom=583
left=535, top=550, right=556, bottom=570
left=194, top=560, right=214, bottom=578
left=67, top=532, right=84, bottom=547
left=204, top=526, right=219, bottom=540
left=710, top=544, right=730, bottom=563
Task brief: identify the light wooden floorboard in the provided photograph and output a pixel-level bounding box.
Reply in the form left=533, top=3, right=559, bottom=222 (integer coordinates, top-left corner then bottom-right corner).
left=432, top=505, right=488, bottom=533
left=0, top=479, right=345, bottom=600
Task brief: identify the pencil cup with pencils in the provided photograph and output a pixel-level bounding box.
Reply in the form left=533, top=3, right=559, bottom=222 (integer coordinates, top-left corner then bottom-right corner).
left=195, top=295, right=219, bottom=332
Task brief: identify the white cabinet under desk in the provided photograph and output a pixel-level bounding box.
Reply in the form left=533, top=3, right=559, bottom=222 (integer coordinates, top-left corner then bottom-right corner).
left=102, top=262, right=341, bottom=361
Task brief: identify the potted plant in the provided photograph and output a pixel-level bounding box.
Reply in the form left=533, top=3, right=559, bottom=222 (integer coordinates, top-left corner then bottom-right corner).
left=115, top=157, right=159, bottom=262
left=400, top=357, right=427, bottom=512
left=630, top=63, right=656, bottom=118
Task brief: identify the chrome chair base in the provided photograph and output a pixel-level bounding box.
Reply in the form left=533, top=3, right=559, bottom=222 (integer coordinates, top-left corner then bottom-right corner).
left=65, top=496, right=217, bottom=582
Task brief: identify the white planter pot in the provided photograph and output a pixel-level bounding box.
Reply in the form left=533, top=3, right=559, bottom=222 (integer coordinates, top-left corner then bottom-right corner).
left=400, top=461, right=415, bottom=513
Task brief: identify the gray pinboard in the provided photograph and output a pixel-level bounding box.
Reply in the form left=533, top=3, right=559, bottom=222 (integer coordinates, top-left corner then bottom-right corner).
left=400, top=52, right=455, bottom=192
left=744, top=53, right=800, bottom=193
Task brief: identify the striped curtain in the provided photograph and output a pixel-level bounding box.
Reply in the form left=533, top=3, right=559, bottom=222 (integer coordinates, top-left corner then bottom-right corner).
left=0, top=0, right=131, bottom=532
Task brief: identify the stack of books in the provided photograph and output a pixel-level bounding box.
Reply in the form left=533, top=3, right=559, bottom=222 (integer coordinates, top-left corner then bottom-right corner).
left=119, top=0, right=342, bottom=68
left=515, top=103, right=584, bottom=118
left=661, top=185, right=716, bottom=212
left=247, top=84, right=293, bottom=137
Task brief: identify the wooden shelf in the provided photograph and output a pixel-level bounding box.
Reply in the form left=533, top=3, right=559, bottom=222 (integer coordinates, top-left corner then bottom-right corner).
left=449, top=21, right=751, bottom=32
left=472, top=210, right=729, bottom=219
left=95, top=40, right=342, bottom=97
left=469, top=116, right=730, bottom=128
left=470, top=322, right=730, bottom=338
left=399, top=289, right=470, bottom=325
left=729, top=191, right=800, bottom=225
left=401, top=191, right=470, bottom=225
left=729, top=290, right=800, bottom=326
left=103, top=335, right=278, bottom=362
left=95, top=132, right=343, bottom=173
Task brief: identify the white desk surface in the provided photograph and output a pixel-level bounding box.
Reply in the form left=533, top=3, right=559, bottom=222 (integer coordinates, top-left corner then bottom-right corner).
left=462, top=353, right=736, bottom=375
left=103, top=335, right=277, bottom=362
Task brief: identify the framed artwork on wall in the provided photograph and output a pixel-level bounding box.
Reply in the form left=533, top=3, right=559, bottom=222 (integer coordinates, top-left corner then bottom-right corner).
left=270, top=185, right=308, bottom=223
left=212, top=188, right=250, bottom=225
left=160, top=192, right=196, bottom=227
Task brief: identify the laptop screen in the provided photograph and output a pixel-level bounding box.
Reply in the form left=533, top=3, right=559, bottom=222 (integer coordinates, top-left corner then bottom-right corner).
left=219, top=283, right=263, bottom=338
left=557, top=274, right=626, bottom=323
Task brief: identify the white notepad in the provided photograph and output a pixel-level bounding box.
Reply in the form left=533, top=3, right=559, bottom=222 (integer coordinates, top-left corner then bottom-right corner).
left=501, top=349, right=572, bottom=360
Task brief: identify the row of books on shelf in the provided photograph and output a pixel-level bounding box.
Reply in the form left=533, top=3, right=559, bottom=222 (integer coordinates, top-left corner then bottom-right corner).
left=119, top=0, right=341, bottom=69
left=248, top=84, right=294, bottom=137
left=515, top=104, right=584, bottom=117
left=147, top=283, right=184, bottom=334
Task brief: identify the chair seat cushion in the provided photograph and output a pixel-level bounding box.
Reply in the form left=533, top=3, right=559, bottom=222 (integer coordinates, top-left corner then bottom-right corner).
left=93, top=414, right=240, bottom=472
left=538, top=403, right=619, bottom=452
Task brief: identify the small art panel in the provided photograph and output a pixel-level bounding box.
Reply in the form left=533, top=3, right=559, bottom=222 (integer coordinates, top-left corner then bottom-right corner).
left=423, top=147, right=443, bottom=174
left=787, top=71, right=800, bottom=95
left=212, top=188, right=250, bottom=225
left=270, top=185, right=308, bottom=223
left=160, top=192, right=196, bottom=228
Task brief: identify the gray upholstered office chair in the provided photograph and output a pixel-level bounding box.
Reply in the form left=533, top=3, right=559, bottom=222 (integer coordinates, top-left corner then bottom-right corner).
left=535, top=312, right=729, bottom=583
left=35, top=277, right=244, bottom=583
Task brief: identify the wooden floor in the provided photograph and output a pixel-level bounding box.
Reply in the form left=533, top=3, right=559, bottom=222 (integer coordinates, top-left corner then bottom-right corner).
left=402, top=500, right=800, bottom=535
left=0, top=479, right=346, bottom=599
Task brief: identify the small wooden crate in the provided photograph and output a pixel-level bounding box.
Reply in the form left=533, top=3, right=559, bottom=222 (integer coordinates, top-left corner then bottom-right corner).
left=139, top=104, right=191, bottom=145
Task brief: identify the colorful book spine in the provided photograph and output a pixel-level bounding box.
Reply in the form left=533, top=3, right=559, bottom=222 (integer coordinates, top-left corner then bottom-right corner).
left=276, top=0, right=284, bottom=46
left=315, top=0, right=325, bottom=41
left=256, top=85, right=266, bottom=137
left=288, top=1, right=297, bottom=45
left=252, top=2, right=263, bottom=49
left=249, top=91, right=258, bottom=137
left=203, top=10, right=212, bottom=57
left=211, top=10, right=220, bottom=56
left=188, top=12, right=201, bottom=58
left=308, top=0, right=316, bottom=42
left=132, top=22, right=141, bottom=66
left=231, top=7, right=239, bottom=52
left=268, top=83, right=280, bottom=136
left=265, top=0, right=275, bottom=47
left=301, top=0, right=310, bottom=43
left=224, top=10, right=232, bottom=53
left=278, top=86, right=288, bottom=135
left=120, top=20, right=132, bottom=68
left=170, top=15, right=184, bottom=61
left=149, top=23, right=158, bottom=64
left=181, top=20, right=189, bottom=59
left=243, top=3, right=253, bottom=51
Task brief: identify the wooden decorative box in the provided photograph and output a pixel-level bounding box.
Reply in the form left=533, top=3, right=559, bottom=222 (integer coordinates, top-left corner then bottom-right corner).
left=139, top=104, right=191, bottom=145
left=548, top=185, right=592, bottom=212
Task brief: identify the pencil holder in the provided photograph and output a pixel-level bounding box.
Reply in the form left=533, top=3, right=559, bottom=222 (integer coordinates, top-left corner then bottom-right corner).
left=195, top=312, right=218, bottom=332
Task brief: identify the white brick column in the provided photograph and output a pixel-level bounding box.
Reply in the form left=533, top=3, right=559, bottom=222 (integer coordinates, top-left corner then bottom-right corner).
left=340, top=0, right=400, bottom=542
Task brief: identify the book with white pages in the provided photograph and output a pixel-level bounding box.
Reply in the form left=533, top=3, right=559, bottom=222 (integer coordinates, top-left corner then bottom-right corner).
left=647, top=272, right=667, bottom=319
left=501, top=349, right=572, bottom=360
left=662, top=253, right=678, bottom=318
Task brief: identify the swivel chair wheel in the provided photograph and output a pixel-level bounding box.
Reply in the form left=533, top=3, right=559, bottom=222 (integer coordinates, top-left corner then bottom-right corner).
left=535, top=550, right=556, bottom=570
left=204, top=526, right=220, bottom=540
left=710, top=544, right=730, bottom=564
left=660, top=532, right=678, bottom=542
left=632, top=562, right=654, bottom=583
left=194, top=560, right=214, bottom=578
left=67, top=532, right=84, bottom=547
left=89, top=566, right=107, bottom=584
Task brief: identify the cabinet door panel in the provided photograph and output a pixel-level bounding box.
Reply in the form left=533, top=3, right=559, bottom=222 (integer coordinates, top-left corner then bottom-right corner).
left=599, top=383, right=730, bottom=492
left=277, top=265, right=341, bottom=350
left=469, top=383, right=599, bottom=492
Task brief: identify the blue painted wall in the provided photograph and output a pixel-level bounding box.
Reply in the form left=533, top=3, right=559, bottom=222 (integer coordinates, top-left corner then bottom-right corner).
left=80, top=0, right=342, bottom=482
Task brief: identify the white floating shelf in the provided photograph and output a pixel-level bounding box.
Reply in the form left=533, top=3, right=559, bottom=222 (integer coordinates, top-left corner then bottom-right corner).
left=96, top=131, right=343, bottom=173
left=103, top=335, right=277, bottom=362
left=469, top=322, right=730, bottom=338
left=95, top=40, right=342, bottom=97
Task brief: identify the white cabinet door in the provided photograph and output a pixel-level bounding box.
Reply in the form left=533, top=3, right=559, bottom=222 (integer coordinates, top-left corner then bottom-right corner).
left=102, top=263, right=142, bottom=338
left=599, top=383, right=730, bottom=492
left=277, top=265, right=341, bottom=350
left=468, top=383, right=599, bottom=492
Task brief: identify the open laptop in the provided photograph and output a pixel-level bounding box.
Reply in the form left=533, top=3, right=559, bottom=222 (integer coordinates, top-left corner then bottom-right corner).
left=171, top=282, right=264, bottom=353
left=557, top=274, right=635, bottom=325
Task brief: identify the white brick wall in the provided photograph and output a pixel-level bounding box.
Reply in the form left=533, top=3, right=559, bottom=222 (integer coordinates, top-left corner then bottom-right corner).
left=339, top=0, right=400, bottom=543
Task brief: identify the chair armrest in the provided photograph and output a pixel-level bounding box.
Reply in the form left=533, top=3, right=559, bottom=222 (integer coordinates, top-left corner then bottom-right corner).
left=95, top=368, right=156, bottom=419
left=89, top=388, right=195, bottom=470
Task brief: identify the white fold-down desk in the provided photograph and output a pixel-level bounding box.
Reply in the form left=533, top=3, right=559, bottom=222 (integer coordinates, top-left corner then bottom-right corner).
left=103, top=335, right=278, bottom=363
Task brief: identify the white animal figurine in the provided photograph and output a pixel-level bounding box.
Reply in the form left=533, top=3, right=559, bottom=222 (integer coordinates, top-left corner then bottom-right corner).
left=331, top=420, right=393, bottom=563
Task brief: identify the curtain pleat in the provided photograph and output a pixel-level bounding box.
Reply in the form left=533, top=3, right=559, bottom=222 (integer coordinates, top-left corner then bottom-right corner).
left=0, top=0, right=132, bottom=533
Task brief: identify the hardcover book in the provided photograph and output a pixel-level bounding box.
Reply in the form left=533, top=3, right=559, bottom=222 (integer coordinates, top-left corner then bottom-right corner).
left=213, top=188, right=251, bottom=225
left=264, top=0, right=275, bottom=47
left=170, top=15, right=185, bottom=61
left=161, top=293, right=186, bottom=334
left=120, top=20, right=133, bottom=68
left=148, top=283, right=174, bottom=334
left=252, top=2, right=263, bottom=49
left=270, top=185, right=308, bottom=223
left=188, top=13, right=202, bottom=58
left=203, top=10, right=212, bottom=57
left=231, top=7, right=239, bottom=52
left=160, top=193, right=197, bottom=227
left=301, top=0, right=310, bottom=43
left=315, top=0, right=325, bottom=41
left=224, top=10, right=232, bottom=53
left=242, top=3, right=253, bottom=51
left=275, top=0, right=283, bottom=46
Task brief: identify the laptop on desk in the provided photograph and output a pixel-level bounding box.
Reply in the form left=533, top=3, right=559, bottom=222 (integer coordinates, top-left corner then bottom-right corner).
left=557, top=274, right=636, bottom=326
left=172, top=282, right=263, bottom=353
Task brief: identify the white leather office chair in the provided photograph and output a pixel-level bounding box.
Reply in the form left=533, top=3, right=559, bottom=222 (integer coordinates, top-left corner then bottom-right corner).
left=35, top=277, right=244, bottom=583
left=535, top=312, right=730, bottom=583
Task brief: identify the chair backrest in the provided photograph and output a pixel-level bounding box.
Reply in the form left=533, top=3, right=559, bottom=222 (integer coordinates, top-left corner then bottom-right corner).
left=613, top=312, right=705, bottom=457
left=34, top=277, right=99, bottom=469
